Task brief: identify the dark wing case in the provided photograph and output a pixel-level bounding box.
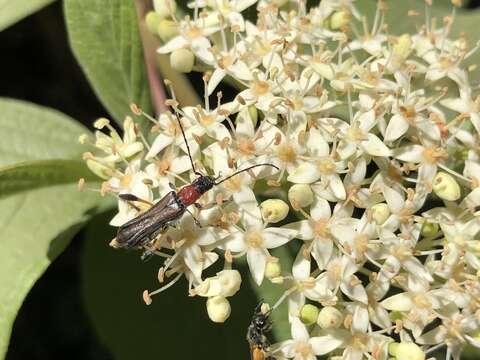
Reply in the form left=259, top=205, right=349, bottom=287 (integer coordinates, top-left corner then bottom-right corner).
left=116, top=191, right=185, bottom=248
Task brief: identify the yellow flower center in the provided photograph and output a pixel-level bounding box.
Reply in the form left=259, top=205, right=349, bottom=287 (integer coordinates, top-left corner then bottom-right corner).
left=186, top=25, right=202, bottom=39
left=314, top=218, right=330, bottom=238
left=318, top=157, right=335, bottom=175
left=252, top=80, right=270, bottom=96
left=120, top=173, right=133, bottom=188
left=223, top=175, right=243, bottom=192
left=277, top=143, right=297, bottom=163
left=346, top=126, right=367, bottom=141
left=413, top=293, right=432, bottom=309
left=200, top=113, right=216, bottom=127
left=354, top=234, right=369, bottom=254
left=237, top=137, right=256, bottom=154
left=246, top=230, right=264, bottom=248
left=422, top=146, right=447, bottom=164
left=294, top=341, right=313, bottom=357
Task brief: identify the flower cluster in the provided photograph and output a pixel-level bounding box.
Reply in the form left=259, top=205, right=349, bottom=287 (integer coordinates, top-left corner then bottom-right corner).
left=82, top=0, right=480, bottom=359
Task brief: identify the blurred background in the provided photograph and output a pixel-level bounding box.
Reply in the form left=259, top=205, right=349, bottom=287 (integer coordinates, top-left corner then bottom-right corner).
left=2, top=1, right=480, bottom=359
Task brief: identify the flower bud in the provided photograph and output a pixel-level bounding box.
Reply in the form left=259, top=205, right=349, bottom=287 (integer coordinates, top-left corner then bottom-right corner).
left=86, top=159, right=113, bottom=179
left=421, top=221, right=439, bottom=237
left=371, top=203, right=390, bottom=225
left=265, top=258, right=282, bottom=279
left=389, top=311, right=403, bottom=322
left=393, top=34, right=412, bottom=59
left=216, top=270, right=242, bottom=297
left=157, top=19, right=178, bottom=42
left=288, top=184, right=313, bottom=208
left=317, top=306, right=343, bottom=329
left=389, top=342, right=425, bottom=360
left=433, top=171, right=461, bottom=201
left=145, top=11, right=162, bottom=34
left=170, top=48, right=195, bottom=73
left=206, top=296, right=231, bottom=323
left=330, top=11, right=351, bottom=30
left=260, top=199, right=289, bottom=223
left=93, top=117, right=110, bottom=129
left=300, top=304, right=320, bottom=325
left=194, top=270, right=241, bottom=298
left=153, top=0, right=176, bottom=18
left=248, top=106, right=258, bottom=127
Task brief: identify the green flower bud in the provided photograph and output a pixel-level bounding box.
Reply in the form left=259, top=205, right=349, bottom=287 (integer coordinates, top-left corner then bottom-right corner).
left=288, top=184, right=314, bottom=208
left=260, top=199, right=289, bottom=223
left=421, top=222, right=439, bottom=237
left=389, top=311, right=403, bottom=322
left=317, top=306, right=343, bottom=329
left=371, top=203, right=390, bottom=225
left=300, top=304, right=320, bottom=325
left=393, top=34, right=412, bottom=59
left=86, top=159, right=113, bottom=179
left=206, top=296, right=231, bottom=323
left=433, top=171, right=461, bottom=201
left=389, top=342, right=425, bottom=360
left=170, top=48, right=195, bottom=73
left=157, top=19, right=178, bottom=42
left=265, top=258, right=281, bottom=279
left=153, top=0, right=176, bottom=19
left=145, top=11, right=162, bottom=34
left=248, top=105, right=258, bottom=127
left=330, top=11, right=351, bottom=30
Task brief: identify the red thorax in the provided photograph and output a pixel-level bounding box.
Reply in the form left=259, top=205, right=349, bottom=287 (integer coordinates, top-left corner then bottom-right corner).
left=177, top=185, right=201, bottom=206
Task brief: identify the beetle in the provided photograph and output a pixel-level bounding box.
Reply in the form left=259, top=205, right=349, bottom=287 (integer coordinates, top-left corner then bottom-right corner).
left=109, top=111, right=278, bottom=260
left=247, top=302, right=275, bottom=360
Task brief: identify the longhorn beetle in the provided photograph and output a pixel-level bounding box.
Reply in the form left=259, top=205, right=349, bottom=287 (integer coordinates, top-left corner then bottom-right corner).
left=110, top=108, right=279, bottom=260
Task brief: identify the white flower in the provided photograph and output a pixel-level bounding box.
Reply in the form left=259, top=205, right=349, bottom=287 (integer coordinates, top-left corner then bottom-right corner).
left=223, top=207, right=297, bottom=285
left=273, top=317, right=345, bottom=359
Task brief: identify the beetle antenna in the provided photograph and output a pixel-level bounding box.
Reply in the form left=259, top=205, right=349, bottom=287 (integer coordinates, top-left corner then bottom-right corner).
left=172, top=110, right=202, bottom=176
left=214, top=163, right=279, bottom=185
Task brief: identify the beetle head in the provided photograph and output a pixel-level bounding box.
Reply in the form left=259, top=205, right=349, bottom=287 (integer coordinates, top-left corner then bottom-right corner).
left=193, top=175, right=216, bottom=194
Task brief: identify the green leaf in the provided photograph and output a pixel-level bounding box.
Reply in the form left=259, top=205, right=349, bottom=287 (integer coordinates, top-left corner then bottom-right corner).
left=0, top=98, right=88, bottom=167
left=0, top=160, right=100, bottom=200
left=0, top=184, right=106, bottom=359
left=0, top=0, right=56, bottom=31
left=82, top=212, right=266, bottom=360
left=0, top=99, right=112, bottom=358
left=65, top=0, right=152, bottom=126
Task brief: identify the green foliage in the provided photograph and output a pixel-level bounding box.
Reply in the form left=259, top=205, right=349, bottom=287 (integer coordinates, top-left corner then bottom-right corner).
left=0, top=98, right=88, bottom=167
left=0, top=184, right=105, bottom=359
left=64, top=0, right=152, bottom=126
left=0, top=160, right=99, bottom=200
left=0, top=0, right=56, bottom=31
left=0, top=98, right=109, bottom=358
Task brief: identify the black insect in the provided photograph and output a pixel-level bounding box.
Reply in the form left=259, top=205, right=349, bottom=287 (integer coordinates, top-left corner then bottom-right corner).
left=247, top=302, right=275, bottom=360
left=110, top=110, right=278, bottom=260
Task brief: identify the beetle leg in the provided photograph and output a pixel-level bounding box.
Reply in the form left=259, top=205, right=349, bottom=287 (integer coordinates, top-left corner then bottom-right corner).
left=186, top=209, right=202, bottom=228
left=195, top=198, right=231, bottom=210
left=141, top=248, right=155, bottom=262
left=119, top=193, right=153, bottom=208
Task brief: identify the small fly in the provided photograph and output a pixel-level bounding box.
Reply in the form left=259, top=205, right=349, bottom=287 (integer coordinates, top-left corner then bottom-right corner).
left=110, top=108, right=278, bottom=260
left=247, top=302, right=275, bottom=360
